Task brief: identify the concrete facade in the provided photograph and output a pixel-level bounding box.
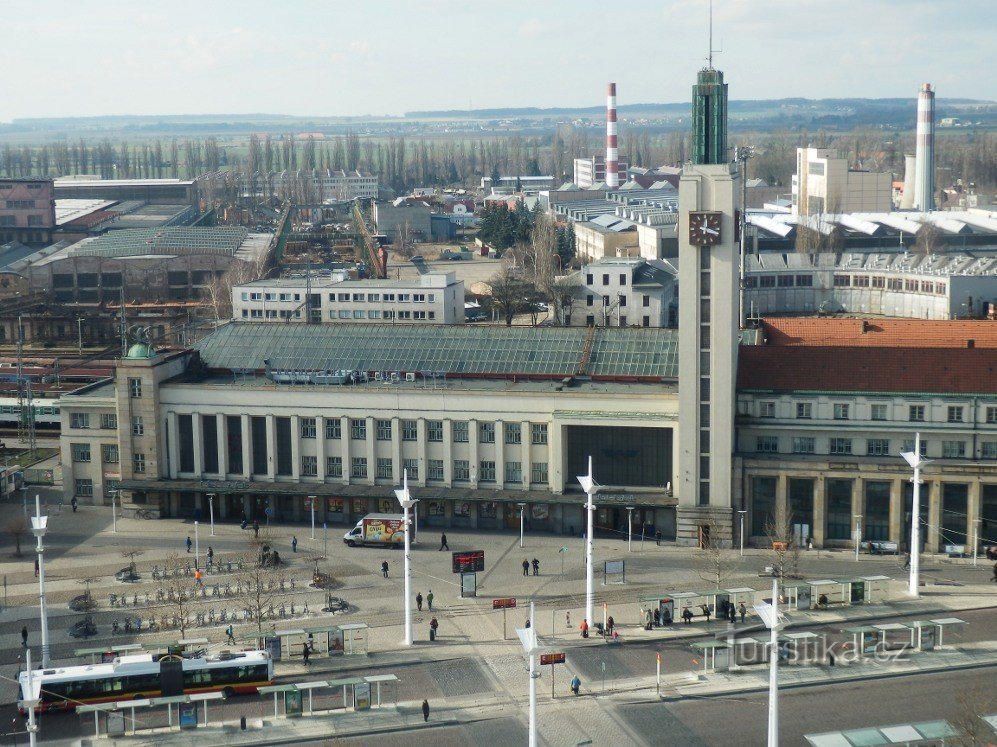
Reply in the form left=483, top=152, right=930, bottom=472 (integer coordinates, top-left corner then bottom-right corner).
left=0, top=178, right=56, bottom=246
left=792, top=148, right=891, bottom=216
left=372, top=202, right=432, bottom=242
left=573, top=221, right=639, bottom=263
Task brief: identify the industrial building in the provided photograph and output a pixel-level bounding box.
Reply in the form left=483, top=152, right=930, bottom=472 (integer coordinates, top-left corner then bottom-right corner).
left=232, top=272, right=465, bottom=324
left=53, top=177, right=197, bottom=205
left=792, top=147, right=892, bottom=216
left=372, top=200, right=432, bottom=243
left=277, top=169, right=378, bottom=201
left=558, top=257, right=677, bottom=328
left=0, top=178, right=56, bottom=246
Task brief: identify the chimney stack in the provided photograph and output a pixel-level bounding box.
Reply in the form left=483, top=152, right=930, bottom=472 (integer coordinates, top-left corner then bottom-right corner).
left=606, top=83, right=619, bottom=188
left=913, top=83, right=935, bottom=211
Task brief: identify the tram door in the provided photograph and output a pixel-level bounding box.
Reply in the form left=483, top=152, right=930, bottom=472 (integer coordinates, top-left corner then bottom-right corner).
left=159, top=657, right=184, bottom=697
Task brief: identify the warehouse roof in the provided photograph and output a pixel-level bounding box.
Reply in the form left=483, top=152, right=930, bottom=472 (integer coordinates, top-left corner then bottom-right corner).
left=193, top=322, right=678, bottom=381
left=759, top=318, right=997, bottom=348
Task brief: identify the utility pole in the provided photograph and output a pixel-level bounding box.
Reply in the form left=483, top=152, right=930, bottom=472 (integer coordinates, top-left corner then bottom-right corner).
left=735, top=145, right=753, bottom=328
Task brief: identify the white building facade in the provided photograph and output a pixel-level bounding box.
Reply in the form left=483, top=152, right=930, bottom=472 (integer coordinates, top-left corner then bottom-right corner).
left=792, top=147, right=891, bottom=216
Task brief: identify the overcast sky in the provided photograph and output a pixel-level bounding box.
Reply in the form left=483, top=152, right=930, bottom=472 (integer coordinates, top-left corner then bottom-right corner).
left=3, top=0, right=993, bottom=120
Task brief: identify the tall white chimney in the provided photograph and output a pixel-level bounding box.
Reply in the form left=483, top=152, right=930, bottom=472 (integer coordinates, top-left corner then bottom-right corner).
left=606, top=83, right=619, bottom=188
left=913, top=83, right=935, bottom=211
left=900, top=154, right=916, bottom=210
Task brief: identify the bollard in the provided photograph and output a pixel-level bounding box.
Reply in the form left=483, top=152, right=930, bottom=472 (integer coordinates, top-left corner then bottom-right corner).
left=240, top=716, right=247, bottom=730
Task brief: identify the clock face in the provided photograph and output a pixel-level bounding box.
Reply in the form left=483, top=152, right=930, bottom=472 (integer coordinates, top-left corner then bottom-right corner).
left=688, top=211, right=722, bottom=246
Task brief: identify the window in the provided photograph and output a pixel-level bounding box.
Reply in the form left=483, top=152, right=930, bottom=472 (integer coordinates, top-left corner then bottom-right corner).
left=759, top=401, right=776, bottom=418
left=74, top=479, right=93, bottom=497
left=942, top=440, right=966, bottom=458
left=452, top=421, right=469, bottom=443
left=866, top=439, right=890, bottom=456
left=833, top=403, right=850, bottom=420
left=453, top=459, right=470, bottom=481
left=128, top=378, right=142, bottom=398
left=909, top=405, right=925, bottom=422
left=505, top=461, right=522, bottom=483
left=100, top=413, right=117, bottom=429
left=505, top=423, right=522, bottom=445
left=531, top=423, right=548, bottom=445
left=132, top=416, right=144, bottom=436
left=870, top=404, right=888, bottom=421
left=902, top=439, right=929, bottom=457
left=71, top=443, right=91, bottom=462
left=602, top=274, right=609, bottom=286
left=427, top=459, right=444, bottom=480
left=796, top=402, right=813, bottom=419
left=71, top=412, right=90, bottom=429
left=792, top=437, right=815, bottom=454
left=986, top=406, right=997, bottom=424
left=586, top=273, right=593, bottom=284
left=133, top=453, right=146, bottom=473
left=756, top=436, right=779, bottom=453
left=376, top=419, right=392, bottom=441
left=350, top=419, right=366, bottom=440
left=947, top=406, right=964, bottom=423
left=300, top=417, right=316, bottom=438
left=981, top=442, right=997, bottom=459
left=531, top=462, right=549, bottom=484
left=327, top=456, right=343, bottom=478
left=479, top=460, right=496, bottom=481
left=102, top=444, right=119, bottom=463
left=301, top=456, right=317, bottom=476
left=351, top=457, right=368, bottom=478
left=586, top=295, right=594, bottom=307
left=427, top=420, right=444, bottom=442
left=402, top=458, right=418, bottom=479
left=642, top=295, right=650, bottom=307
left=479, top=422, right=495, bottom=443
left=326, top=419, right=342, bottom=439
left=402, top=420, right=418, bottom=441
left=829, top=438, right=852, bottom=455
left=376, top=458, right=393, bottom=480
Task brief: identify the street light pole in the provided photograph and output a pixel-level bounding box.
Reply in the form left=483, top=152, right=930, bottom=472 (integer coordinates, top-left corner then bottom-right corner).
left=517, top=602, right=538, bottom=747
left=626, top=506, right=634, bottom=553
left=309, top=495, right=316, bottom=541
left=901, top=433, right=930, bottom=598
left=972, top=518, right=980, bottom=567
left=767, top=573, right=780, bottom=747
left=738, top=510, right=747, bottom=557
left=395, top=470, right=418, bottom=646
left=30, top=495, right=50, bottom=668
left=24, top=649, right=38, bottom=747
left=207, top=493, right=215, bottom=536
left=577, top=456, right=600, bottom=630
left=110, top=489, right=118, bottom=533
left=517, top=502, right=526, bottom=548
left=194, top=520, right=200, bottom=570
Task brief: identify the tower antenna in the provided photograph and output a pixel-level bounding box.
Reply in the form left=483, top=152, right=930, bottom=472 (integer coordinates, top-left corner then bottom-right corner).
left=706, top=0, right=722, bottom=69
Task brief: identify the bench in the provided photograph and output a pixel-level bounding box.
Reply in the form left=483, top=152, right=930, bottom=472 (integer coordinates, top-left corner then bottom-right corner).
left=868, top=541, right=899, bottom=555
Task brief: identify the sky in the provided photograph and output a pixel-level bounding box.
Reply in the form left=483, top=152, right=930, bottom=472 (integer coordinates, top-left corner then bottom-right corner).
left=2, top=0, right=994, bottom=120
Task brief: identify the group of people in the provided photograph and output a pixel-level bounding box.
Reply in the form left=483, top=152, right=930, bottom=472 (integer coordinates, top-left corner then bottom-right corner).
left=522, top=558, right=540, bottom=576
left=678, top=601, right=747, bottom=625
left=415, top=590, right=434, bottom=611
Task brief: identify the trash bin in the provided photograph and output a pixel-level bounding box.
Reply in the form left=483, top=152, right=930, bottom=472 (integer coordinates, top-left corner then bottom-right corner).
left=240, top=716, right=247, bottom=730
left=430, top=627, right=436, bottom=641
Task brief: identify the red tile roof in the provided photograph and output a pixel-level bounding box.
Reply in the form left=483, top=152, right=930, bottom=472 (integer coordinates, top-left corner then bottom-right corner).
left=760, top=318, right=997, bottom=349
left=738, top=346, right=997, bottom=395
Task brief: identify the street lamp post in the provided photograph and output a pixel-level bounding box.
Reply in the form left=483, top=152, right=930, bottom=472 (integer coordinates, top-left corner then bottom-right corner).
left=766, top=572, right=781, bottom=747
left=972, top=518, right=980, bottom=567
left=309, top=495, right=317, bottom=541
left=625, top=507, right=634, bottom=553
left=738, top=510, right=747, bottom=557
left=576, top=456, right=600, bottom=630
left=24, top=649, right=38, bottom=747
left=853, top=515, right=862, bottom=562
left=901, top=433, right=930, bottom=598
left=394, top=470, right=418, bottom=646
left=516, top=602, right=538, bottom=747
left=30, top=495, right=50, bottom=668
left=207, top=493, right=215, bottom=536
left=194, top=520, right=200, bottom=570
left=110, top=489, right=118, bottom=533
left=517, top=502, right=527, bottom=548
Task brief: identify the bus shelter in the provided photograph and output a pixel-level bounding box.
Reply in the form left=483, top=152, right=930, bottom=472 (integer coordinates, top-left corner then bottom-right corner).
left=809, top=579, right=849, bottom=608
left=77, top=692, right=223, bottom=737
left=781, top=581, right=815, bottom=611
left=730, top=636, right=768, bottom=667
left=364, top=674, right=399, bottom=707
left=929, top=617, right=966, bottom=647
left=690, top=640, right=731, bottom=672
left=258, top=684, right=301, bottom=718
left=338, top=623, right=369, bottom=655
left=844, top=625, right=881, bottom=657
left=638, top=594, right=676, bottom=625
left=833, top=578, right=874, bottom=605
left=908, top=621, right=939, bottom=651
left=782, top=632, right=823, bottom=664
left=327, top=676, right=366, bottom=710
left=872, top=622, right=913, bottom=652
left=859, top=575, right=890, bottom=602
left=274, top=628, right=308, bottom=660
left=75, top=644, right=142, bottom=664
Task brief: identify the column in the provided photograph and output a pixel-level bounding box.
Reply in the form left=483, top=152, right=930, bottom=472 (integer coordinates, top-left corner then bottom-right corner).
left=550, top=420, right=564, bottom=494
left=851, top=479, right=864, bottom=549
left=443, top=420, right=453, bottom=487
left=469, top=419, right=479, bottom=489
left=341, top=416, right=351, bottom=484
left=967, top=480, right=981, bottom=554
left=889, top=477, right=904, bottom=545
left=191, top=412, right=203, bottom=478
left=290, top=415, right=301, bottom=480
left=216, top=414, right=228, bottom=477
left=365, top=416, right=376, bottom=485
left=495, top=420, right=506, bottom=486
left=240, top=414, right=251, bottom=478
left=391, top=417, right=402, bottom=483
left=265, top=415, right=276, bottom=481
left=927, top=480, right=942, bottom=553
left=775, top=474, right=788, bottom=528
left=417, top=419, right=428, bottom=485
left=316, top=416, right=327, bottom=481
left=520, top=420, right=531, bottom=491
left=167, top=411, right=180, bottom=479
left=813, top=475, right=826, bottom=547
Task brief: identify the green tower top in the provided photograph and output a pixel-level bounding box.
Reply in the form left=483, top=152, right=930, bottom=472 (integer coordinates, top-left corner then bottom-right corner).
left=691, top=67, right=728, bottom=166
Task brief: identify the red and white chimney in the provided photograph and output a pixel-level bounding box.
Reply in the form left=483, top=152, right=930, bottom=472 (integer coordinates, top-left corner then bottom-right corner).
left=606, top=83, right=619, bottom=188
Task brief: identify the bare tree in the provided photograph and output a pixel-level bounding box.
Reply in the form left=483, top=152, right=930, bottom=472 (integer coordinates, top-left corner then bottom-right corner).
left=764, top=512, right=802, bottom=579
left=487, top=266, right=533, bottom=326
left=121, top=547, right=145, bottom=577
left=157, top=553, right=198, bottom=638
left=950, top=685, right=992, bottom=746
left=528, top=213, right=562, bottom=322
left=6, top=516, right=28, bottom=557
left=393, top=221, right=415, bottom=259
left=696, top=519, right=740, bottom=589
left=914, top=223, right=948, bottom=255
left=236, top=550, right=288, bottom=636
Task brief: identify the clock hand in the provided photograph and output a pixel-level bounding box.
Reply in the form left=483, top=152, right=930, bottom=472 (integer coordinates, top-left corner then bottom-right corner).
left=704, top=227, right=718, bottom=235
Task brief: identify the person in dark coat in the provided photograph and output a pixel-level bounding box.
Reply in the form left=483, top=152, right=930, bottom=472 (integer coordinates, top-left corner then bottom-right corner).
left=381, top=561, right=389, bottom=578
left=416, top=592, right=423, bottom=611
left=21, top=626, right=28, bottom=647
left=422, top=699, right=430, bottom=721
left=531, top=558, right=539, bottom=576
left=682, top=608, right=693, bottom=625
left=439, top=533, right=449, bottom=551
left=302, top=641, right=310, bottom=665
left=522, top=559, right=530, bottom=576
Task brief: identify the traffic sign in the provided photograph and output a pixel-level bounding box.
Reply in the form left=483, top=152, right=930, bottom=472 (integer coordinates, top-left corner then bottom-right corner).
left=492, top=598, right=517, bottom=610
left=451, top=550, right=484, bottom=573
left=540, top=653, right=565, bottom=666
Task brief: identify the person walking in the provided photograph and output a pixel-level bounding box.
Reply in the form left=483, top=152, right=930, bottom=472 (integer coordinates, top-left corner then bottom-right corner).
left=430, top=617, right=439, bottom=640
left=739, top=602, right=747, bottom=624
left=531, top=558, right=540, bottom=576
left=186, top=535, right=192, bottom=553
left=565, top=611, right=571, bottom=629
left=291, top=536, right=298, bottom=553
left=226, top=624, right=236, bottom=645
left=194, top=568, right=203, bottom=586
left=607, top=615, right=614, bottom=634
left=302, top=641, right=310, bottom=665
left=903, top=553, right=911, bottom=570
left=207, top=546, right=214, bottom=567
left=522, top=559, right=530, bottom=577
left=427, top=590, right=434, bottom=611
left=702, top=605, right=711, bottom=623
left=580, top=619, right=589, bottom=638
left=34, top=558, right=38, bottom=578
left=21, top=626, right=28, bottom=648
left=422, top=699, right=430, bottom=722
left=416, top=592, right=423, bottom=611
left=381, top=561, right=389, bottom=578
left=71, top=496, right=78, bottom=513
left=655, top=530, right=662, bottom=546
left=253, top=519, right=260, bottom=539
left=439, top=533, right=449, bottom=551
left=728, top=604, right=736, bottom=624
left=570, top=675, right=581, bottom=695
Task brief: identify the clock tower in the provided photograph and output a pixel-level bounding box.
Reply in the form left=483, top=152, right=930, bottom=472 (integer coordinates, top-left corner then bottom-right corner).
left=676, top=65, right=742, bottom=547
